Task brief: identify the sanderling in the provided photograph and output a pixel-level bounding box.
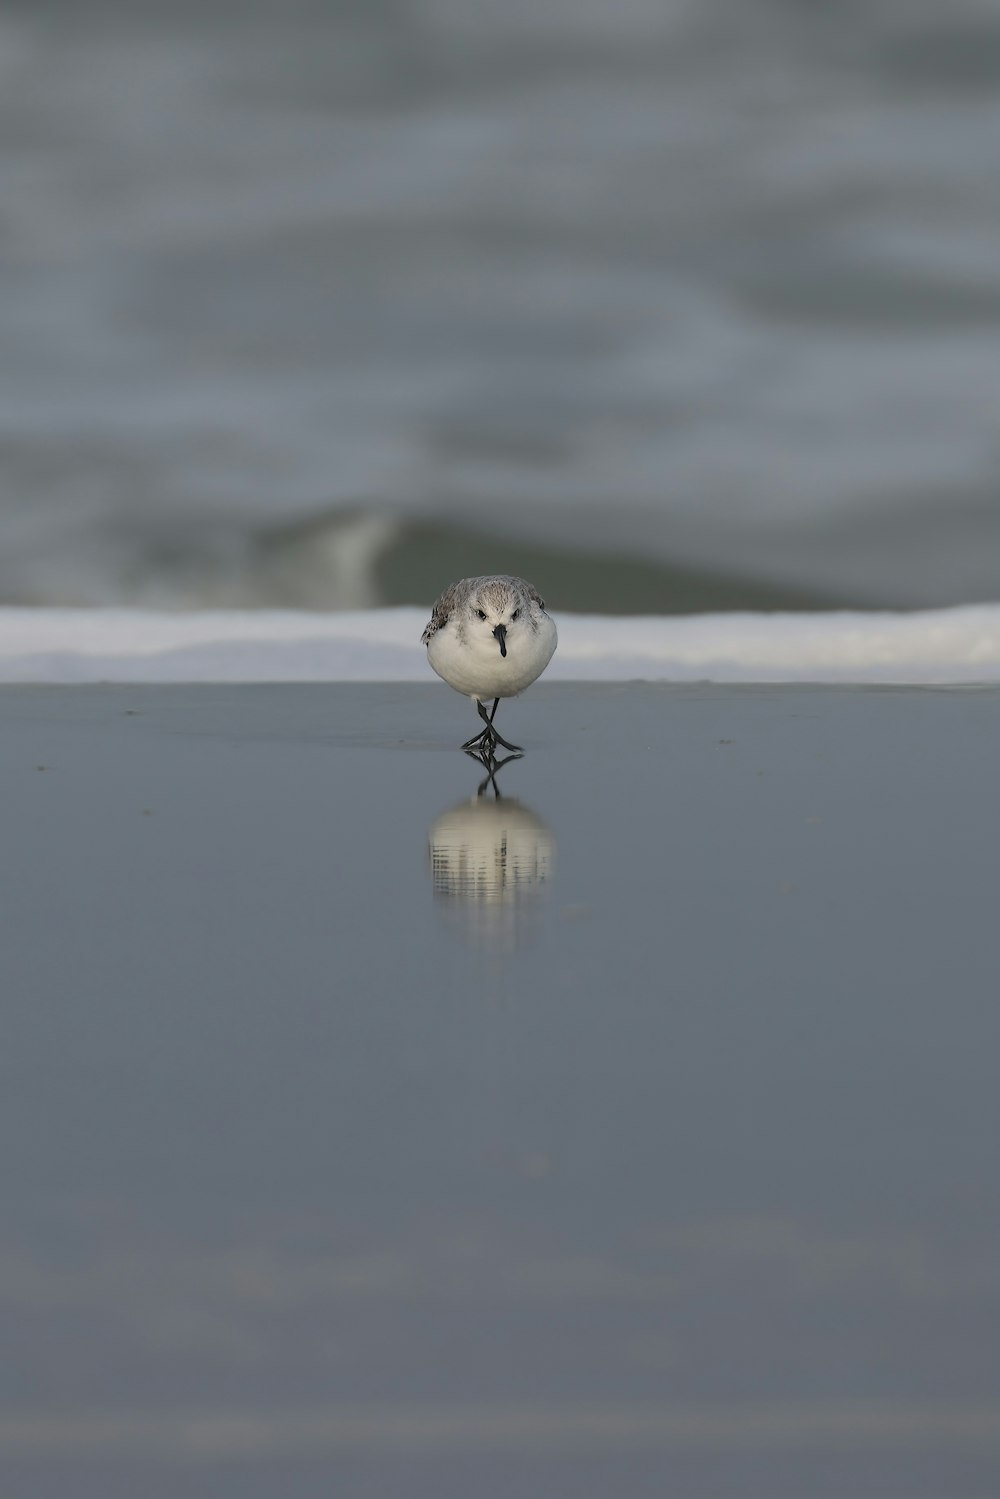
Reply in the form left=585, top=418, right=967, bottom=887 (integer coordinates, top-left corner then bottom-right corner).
left=422, top=575, right=558, bottom=753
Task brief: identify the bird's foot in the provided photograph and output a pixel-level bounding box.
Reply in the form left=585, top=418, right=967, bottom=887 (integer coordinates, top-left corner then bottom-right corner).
left=461, top=724, right=523, bottom=755
left=488, top=727, right=522, bottom=753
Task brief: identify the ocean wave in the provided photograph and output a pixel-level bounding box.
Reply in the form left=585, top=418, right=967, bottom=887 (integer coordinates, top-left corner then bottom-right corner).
left=3, top=3, right=1000, bottom=612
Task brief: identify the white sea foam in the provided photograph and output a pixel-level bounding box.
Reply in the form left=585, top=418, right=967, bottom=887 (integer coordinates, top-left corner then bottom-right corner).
left=2, top=605, right=1000, bottom=685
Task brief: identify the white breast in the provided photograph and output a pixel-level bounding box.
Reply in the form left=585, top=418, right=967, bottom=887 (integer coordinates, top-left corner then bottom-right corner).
left=428, top=615, right=557, bottom=700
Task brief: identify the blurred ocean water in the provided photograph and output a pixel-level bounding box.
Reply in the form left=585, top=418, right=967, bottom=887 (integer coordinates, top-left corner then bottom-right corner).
left=2, top=0, right=999, bottom=611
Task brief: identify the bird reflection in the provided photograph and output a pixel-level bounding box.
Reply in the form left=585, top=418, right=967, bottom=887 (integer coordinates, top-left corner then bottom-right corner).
left=465, top=744, right=522, bottom=798
left=428, top=756, right=556, bottom=952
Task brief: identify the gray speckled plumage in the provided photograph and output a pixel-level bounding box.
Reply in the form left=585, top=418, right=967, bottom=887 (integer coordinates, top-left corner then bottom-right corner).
left=421, top=574, right=547, bottom=646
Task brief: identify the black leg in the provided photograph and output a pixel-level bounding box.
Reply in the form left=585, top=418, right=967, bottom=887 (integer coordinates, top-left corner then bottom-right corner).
left=460, top=698, right=522, bottom=755
left=484, top=697, right=523, bottom=754
left=461, top=700, right=492, bottom=750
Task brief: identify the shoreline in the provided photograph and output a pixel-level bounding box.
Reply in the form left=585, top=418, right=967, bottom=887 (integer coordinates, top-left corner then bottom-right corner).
left=2, top=602, right=1000, bottom=684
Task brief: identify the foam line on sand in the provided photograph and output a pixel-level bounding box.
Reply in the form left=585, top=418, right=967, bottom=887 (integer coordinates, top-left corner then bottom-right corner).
left=1, top=604, right=999, bottom=684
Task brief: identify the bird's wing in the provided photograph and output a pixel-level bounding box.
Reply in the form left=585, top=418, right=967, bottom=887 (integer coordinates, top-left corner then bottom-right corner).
left=421, top=582, right=460, bottom=644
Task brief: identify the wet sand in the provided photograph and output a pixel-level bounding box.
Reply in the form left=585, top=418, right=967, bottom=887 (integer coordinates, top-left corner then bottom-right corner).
left=3, top=682, right=1000, bottom=1498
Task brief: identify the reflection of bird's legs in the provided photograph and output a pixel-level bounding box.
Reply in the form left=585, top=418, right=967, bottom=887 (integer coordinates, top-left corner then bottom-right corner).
left=465, top=746, right=523, bottom=797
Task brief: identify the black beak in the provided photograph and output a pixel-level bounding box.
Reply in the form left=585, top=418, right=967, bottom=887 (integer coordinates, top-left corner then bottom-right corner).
left=493, top=623, right=507, bottom=658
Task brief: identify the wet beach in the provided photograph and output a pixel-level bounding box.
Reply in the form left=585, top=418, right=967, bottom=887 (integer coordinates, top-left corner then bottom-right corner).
left=3, top=681, right=1000, bottom=1497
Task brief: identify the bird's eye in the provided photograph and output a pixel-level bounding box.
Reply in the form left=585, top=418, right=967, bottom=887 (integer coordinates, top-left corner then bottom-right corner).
left=511, top=608, right=520, bottom=621
left=475, top=608, right=487, bottom=621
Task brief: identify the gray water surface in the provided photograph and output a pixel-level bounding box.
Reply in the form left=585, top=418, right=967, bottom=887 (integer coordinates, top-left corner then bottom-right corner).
left=2, top=683, right=1000, bottom=1497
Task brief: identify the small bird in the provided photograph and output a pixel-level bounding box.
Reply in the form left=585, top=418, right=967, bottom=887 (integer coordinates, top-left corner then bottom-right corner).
left=422, top=575, right=558, bottom=753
